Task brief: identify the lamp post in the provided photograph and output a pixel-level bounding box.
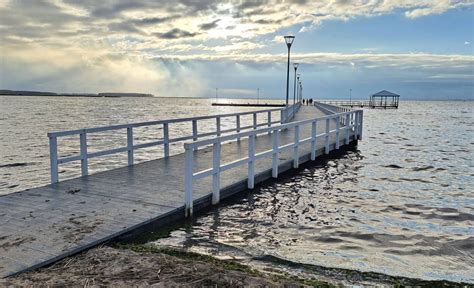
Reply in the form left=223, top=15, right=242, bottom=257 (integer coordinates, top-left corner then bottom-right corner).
left=293, top=63, right=299, bottom=105
left=296, top=73, right=300, bottom=103
left=283, top=35, right=295, bottom=107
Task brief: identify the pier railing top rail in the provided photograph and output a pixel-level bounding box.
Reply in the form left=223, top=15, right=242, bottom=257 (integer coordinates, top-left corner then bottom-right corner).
left=47, top=107, right=284, bottom=137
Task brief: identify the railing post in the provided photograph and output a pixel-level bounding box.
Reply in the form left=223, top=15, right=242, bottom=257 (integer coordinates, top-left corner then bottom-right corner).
left=325, top=118, right=330, bottom=154
left=163, top=122, right=170, bottom=157
left=236, top=115, right=241, bottom=141
left=127, top=126, right=134, bottom=166
left=293, top=125, right=299, bottom=168
left=272, top=129, right=279, bottom=178
left=311, top=120, right=317, bottom=161
left=280, top=109, right=285, bottom=124
left=212, top=140, right=221, bottom=205
left=345, top=114, right=350, bottom=144
left=336, top=116, right=340, bottom=149
left=192, top=119, right=198, bottom=150
left=247, top=134, right=255, bottom=189
left=184, top=145, right=193, bottom=217
left=80, top=131, right=88, bottom=176
left=253, top=113, right=257, bottom=129
left=267, top=111, right=272, bottom=135
left=49, top=135, right=59, bottom=183
left=359, top=110, right=364, bottom=140
left=216, top=117, right=221, bottom=136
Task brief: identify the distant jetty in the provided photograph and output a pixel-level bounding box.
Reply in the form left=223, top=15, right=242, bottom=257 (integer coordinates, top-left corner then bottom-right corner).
left=0, top=90, right=154, bottom=98
left=212, top=103, right=285, bottom=107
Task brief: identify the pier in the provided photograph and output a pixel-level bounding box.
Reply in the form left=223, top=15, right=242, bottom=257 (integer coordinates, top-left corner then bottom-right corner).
left=0, top=102, right=363, bottom=278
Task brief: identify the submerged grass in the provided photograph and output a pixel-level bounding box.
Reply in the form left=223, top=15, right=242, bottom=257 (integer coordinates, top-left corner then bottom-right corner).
left=114, top=243, right=337, bottom=287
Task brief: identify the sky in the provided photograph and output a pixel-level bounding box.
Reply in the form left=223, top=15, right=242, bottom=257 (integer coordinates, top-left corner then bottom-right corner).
left=0, top=0, right=473, bottom=100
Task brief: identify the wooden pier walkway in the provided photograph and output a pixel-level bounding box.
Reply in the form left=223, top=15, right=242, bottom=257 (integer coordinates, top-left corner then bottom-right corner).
left=0, top=104, right=362, bottom=278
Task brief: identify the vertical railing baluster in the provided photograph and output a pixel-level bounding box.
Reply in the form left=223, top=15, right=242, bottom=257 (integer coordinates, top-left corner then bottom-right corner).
left=253, top=113, right=257, bottom=129
left=311, top=120, right=317, bottom=161
left=247, top=134, right=255, bottom=189
left=236, top=115, right=241, bottom=141
left=127, top=126, right=134, bottom=166
left=80, top=131, right=88, bottom=176
left=49, top=135, right=59, bottom=183
left=216, top=117, right=221, bottom=136
left=184, top=144, right=193, bottom=217
left=293, top=125, right=299, bottom=168
left=272, top=129, right=279, bottom=178
left=336, top=116, right=340, bottom=149
left=212, top=140, right=221, bottom=205
left=192, top=119, right=198, bottom=151
left=163, top=122, right=170, bottom=157
left=345, top=114, right=350, bottom=144
left=325, top=118, right=330, bottom=154
left=267, top=111, right=272, bottom=135
left=359, top=110, right=364, bottom=140
left=280, top=109, right=285, bottom=124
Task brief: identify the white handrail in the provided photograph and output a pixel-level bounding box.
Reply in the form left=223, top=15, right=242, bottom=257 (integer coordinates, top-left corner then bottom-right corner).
left=183, top=108, right=363, bottom=217
left=48, top=103, right=302, bottom=183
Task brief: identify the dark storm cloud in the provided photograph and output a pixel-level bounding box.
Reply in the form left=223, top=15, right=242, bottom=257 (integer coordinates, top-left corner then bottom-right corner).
left=199, top=19, right=220, bottom=30
left=155, top=28, right=199, bottom=39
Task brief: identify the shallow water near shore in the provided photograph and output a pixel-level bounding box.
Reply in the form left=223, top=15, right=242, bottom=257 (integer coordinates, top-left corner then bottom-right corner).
left=1, top=97, right=473, bottom=283
left=149, top=100, right=474, bottom=283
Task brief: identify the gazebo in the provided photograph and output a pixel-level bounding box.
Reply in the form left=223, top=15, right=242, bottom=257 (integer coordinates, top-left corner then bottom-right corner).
left=369, top=90, right=400, bottom=109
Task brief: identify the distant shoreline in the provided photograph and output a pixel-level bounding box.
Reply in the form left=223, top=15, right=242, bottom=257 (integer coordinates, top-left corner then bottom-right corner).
left=0, top=90, right=154, bottom=98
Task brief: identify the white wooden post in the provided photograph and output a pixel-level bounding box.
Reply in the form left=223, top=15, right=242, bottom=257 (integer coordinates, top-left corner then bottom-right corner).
left=359, top=110, right=363, bottom=140
left=293, top=125, right=300, bottom=168
left=253, top=113, right=257, bottom=129
left=272, top=129, right=279, bottom=178
left=163, top=122, right=170, bottom=157
left=247, top=134, right=255, bottom=189
left=192, top=119, right=198, bottom=151
left=216, top=117, right=221, bottom=136
left=184, top=145, right=193, bottom=217
left=336, top=116, right=340, bottom=149
left=80, top=131, right=88, bottom=176
left=49, top=135, right=59, bottom=183
left=212, top=140, right=221, bottom=205
left=345, top=114, right=350, bottom=144
left=236, top=115, right=241, bottom=141
left=267, top=111, right=272, bottom=135
left=311, top=121, right=317, bottom=161
left=127, top=126, right=134, bottom=166
left=325, top=118, right=330, bottom=154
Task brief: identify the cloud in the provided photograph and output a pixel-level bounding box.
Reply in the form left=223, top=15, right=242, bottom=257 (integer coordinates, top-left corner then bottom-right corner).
left=199, top=19, right=220, bottom=30
left=155, top=28, right=199, bottom=39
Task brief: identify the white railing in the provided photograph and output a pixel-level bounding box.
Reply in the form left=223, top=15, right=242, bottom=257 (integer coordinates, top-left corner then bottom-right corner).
left=183, top=108, right=363, bottom=216
left=48, top=103, right=302, bottom=183
left=315, top=101, right=351, bottom=114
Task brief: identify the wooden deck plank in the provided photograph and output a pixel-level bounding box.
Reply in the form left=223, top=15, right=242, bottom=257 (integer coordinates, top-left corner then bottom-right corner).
left=0, top=106, right=358, bottom=278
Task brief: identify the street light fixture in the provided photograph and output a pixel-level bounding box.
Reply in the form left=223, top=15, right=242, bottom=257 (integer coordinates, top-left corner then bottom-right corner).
left=293, top=63, right=299, bottom=105
left=284, top=35, right=295, bottom=107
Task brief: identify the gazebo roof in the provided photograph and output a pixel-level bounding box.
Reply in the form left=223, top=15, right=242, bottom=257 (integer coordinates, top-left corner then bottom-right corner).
left=371, top=90, right=400, bottom=97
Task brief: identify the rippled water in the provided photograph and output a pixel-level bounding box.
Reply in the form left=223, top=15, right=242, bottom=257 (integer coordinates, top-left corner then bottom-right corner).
left=150, top=101, right=474, bottom=283
left=1, top=97, right=473, bottom=283
left=0, top=96, right=275, bottom=194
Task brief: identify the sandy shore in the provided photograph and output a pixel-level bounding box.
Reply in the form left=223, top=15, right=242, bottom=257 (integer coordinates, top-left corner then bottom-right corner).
left=2, top=246, right=330, bottom=287
left=2, top=244, right=470, bottom=287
